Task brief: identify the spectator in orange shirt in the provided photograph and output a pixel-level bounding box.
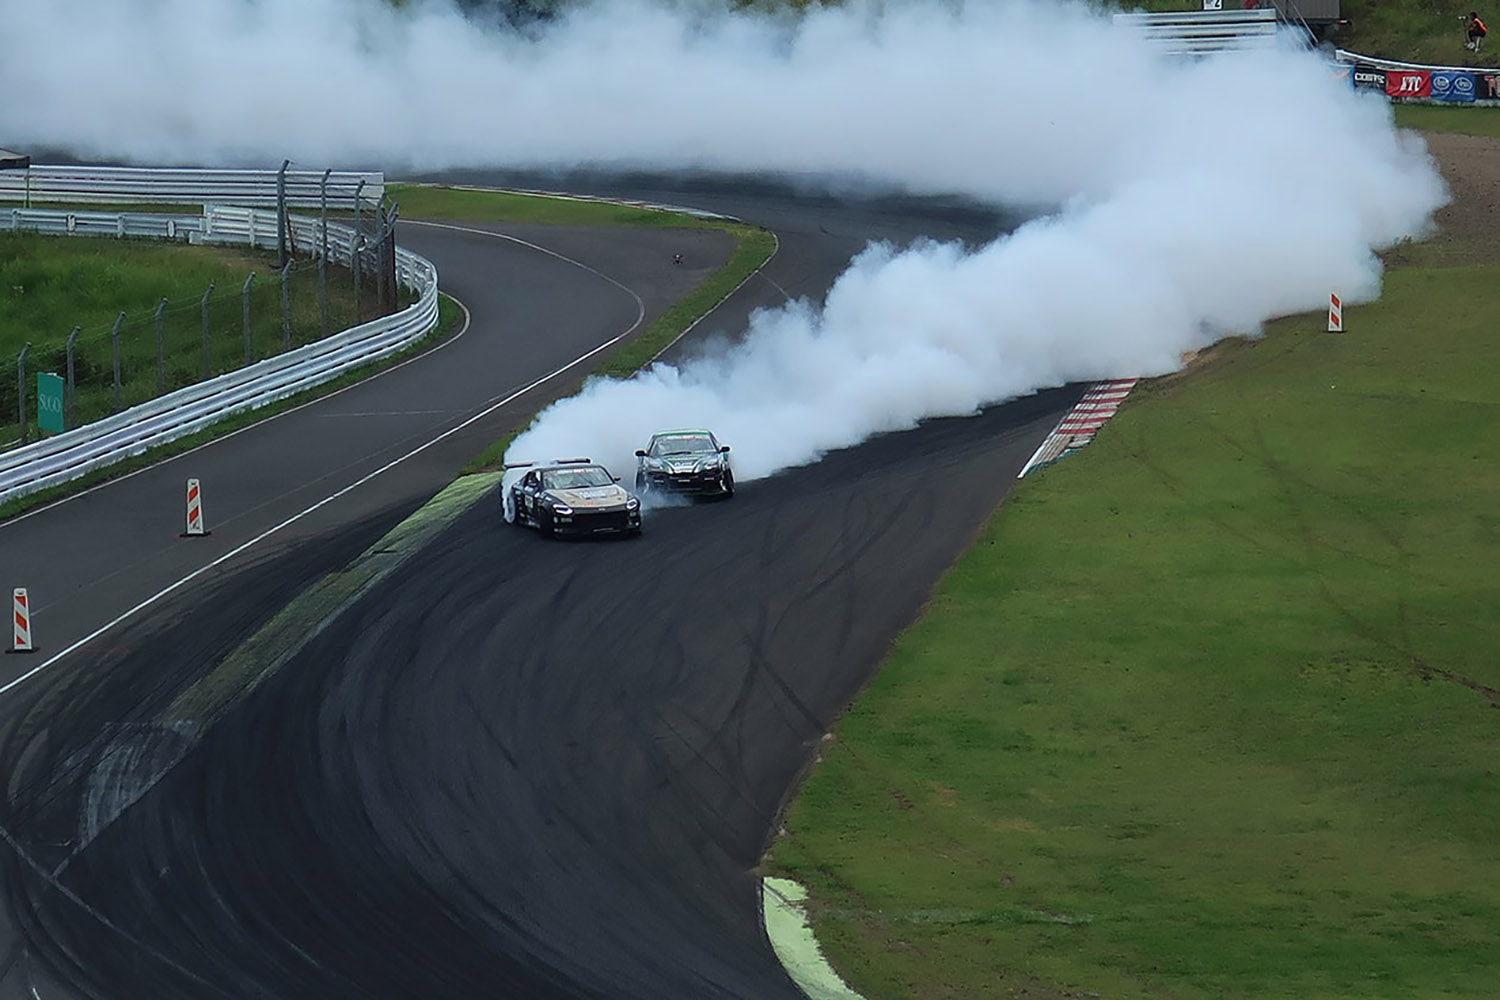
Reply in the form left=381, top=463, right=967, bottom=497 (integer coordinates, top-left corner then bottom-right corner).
left=1467, top=11, right=1488, bottom=52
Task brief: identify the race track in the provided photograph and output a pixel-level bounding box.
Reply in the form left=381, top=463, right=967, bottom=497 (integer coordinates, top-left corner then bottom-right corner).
left=0, top=178, right=1081, bottom=998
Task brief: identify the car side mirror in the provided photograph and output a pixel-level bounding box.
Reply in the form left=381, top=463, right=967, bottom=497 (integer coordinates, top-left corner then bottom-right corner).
left=720, top=445, right=731, bottom=453
left=613, top=476, right=621, bottom=482
left=635, top=450, right=646, bottom=457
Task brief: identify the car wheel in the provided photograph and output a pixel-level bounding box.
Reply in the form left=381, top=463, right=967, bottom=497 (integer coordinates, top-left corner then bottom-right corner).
left=721, top=469, right=735, bottom=497
left=635, top=472, right=650, bottom=494
left=539, top=509, right=557, bottom=537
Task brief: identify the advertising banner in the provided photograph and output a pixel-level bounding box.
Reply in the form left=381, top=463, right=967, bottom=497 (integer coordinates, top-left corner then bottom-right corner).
left=36, top=373, right=64, bottom=434
left=1385, top=70, right=1431, bottom=99
left=1352, top=65, right=1387, bottom=92
left=1430, top=71, right=1477, bottom=103
left=1477, top=73, right=1500, bottom=100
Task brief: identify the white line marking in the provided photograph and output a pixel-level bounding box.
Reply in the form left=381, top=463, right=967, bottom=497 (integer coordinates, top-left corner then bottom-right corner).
left=404, top=220, right=649, bottom=315
left=650, top=230, right=780, bottom=364
left=0, top=215, right=750, bottom=692
left=0, top=294, right=474, bottom=531
left=0, top=312, right=638, bottom=696
left=762, top=273, right=795, bottom=303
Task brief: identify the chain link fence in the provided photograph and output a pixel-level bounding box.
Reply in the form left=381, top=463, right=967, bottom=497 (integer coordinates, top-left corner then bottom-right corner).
left=3, top=191, right=409, bottom=450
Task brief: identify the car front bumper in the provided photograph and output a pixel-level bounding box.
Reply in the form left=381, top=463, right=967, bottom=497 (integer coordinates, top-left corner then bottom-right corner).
left=552, top=505, right=641, bottom=535
left=641, top=469, right=730, bottom=495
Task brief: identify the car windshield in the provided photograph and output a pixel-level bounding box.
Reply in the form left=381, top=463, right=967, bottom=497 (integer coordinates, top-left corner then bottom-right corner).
left=542, top=467, right=614, bottom=490
left=650, top=434, right=715, bottom=457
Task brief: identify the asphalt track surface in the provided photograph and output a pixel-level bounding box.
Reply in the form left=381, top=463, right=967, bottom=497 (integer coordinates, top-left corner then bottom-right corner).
left=0, top=176, right=1084, bottom=998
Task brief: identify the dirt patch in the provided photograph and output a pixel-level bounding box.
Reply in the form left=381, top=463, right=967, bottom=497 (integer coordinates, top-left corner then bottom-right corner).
left=1386, top=130, right=1500, bottom=267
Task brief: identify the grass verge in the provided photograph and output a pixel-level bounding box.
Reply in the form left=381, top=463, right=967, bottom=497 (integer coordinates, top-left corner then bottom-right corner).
left=1394, top=104, right=1500, bottom=138
left=0, top=294, right=463, bottom=525
left=388, top=183, right=724, bottom=228
left=770, top=263, right=1500, bottom=999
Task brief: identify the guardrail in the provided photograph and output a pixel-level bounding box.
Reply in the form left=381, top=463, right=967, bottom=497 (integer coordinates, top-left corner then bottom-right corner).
left=0, top=166, right=384, bottom=208
left=0, top=206, right=438, bottom=505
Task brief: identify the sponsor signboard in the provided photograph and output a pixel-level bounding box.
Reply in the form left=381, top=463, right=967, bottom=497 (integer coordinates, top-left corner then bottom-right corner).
left=1353, top=65, right=1387, bottom=92
left=36, top=373, right=64, bottom=434
left=1477, top=73, right=1500, bottom=100
left=1329, top=63, right=1354, bottom=87
left=1385, top=70, right=1431, bottom=99
left=1430, top=71, right=1477, bottom=103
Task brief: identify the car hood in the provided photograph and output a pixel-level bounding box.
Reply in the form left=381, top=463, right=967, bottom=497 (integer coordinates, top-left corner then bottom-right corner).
left=546, top=485, right=630, bottom=509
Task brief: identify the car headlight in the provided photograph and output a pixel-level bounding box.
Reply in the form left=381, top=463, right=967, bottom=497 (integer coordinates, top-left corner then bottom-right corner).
left=626, top=498, right=639, bottom=509
left=551, top=503, right=574, bottom=515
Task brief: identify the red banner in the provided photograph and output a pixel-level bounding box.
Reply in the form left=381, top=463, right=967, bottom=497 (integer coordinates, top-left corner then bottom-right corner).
left=1386, top=70, right=1431, bottom=99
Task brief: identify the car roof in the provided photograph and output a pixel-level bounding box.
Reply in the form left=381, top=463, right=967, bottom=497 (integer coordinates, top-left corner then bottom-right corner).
left=650, top=428, right=714, bottom=439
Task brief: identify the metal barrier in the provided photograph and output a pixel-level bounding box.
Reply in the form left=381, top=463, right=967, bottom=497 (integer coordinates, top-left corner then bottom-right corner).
left=0, top=166, right=384, bottom=208
left=0, top=206, right=438, bottom=504
left=1113, top=8, right=1280, bottom=56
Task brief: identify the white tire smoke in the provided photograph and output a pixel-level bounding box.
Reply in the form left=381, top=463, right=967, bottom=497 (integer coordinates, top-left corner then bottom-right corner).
left=3, top=0, right=1447, bottom=482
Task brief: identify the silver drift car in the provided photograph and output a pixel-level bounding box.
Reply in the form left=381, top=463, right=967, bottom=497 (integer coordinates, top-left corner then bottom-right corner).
left=506, top=459, right=642, bottom=536
left=634, top=429, right=734, bottom=497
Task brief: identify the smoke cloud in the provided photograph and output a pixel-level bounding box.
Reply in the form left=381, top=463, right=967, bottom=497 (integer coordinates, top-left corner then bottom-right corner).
left=3, top=0, right=1446, bottom=483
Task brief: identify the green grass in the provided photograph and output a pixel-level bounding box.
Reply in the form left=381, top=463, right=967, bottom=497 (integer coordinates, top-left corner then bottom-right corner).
left=1340, top=0, right=1499, bottom=67
left=388, top=183, right=720, bottom=228
left=1395, top=103, right=1500, bottom=137
left=771, top=264, right=1500, bottom=999
left=0, top=233, right=373, bottom=444
left=1109, top=0, right=1500, bottom=66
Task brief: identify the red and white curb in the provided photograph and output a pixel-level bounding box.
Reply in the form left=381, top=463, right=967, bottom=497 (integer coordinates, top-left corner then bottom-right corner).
left=1018, top=379, right=1139, bottom=478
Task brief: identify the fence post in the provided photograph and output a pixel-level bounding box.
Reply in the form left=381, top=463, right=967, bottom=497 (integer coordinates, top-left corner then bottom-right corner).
left=319, top=168, right=330, bottom=340
left=242, top=272, right=256, bottom=364
left=65, top=326, right=79, bottom=430
left=201, top=284, right=215, bottom=380
left=154, top=298, right=167, bottom=395
left=110, top=311, right=125, bottom=411
left=352, top=236, right=363, bottom=323
left=354, top=179, right=369, bottom=320
left=276, top=158, right=290, bottom=270
left=280, top=261, right=292, bottom=349
left=17, top=343, right=30, bottom=446
left=379, top=204, right=399, bottom=316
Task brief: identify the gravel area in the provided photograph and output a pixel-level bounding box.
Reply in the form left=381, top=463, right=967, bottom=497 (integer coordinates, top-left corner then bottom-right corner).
left=1396, top=130, right=1500, bottom=266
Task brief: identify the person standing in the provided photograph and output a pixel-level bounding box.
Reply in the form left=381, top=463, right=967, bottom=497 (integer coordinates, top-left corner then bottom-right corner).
left=1466, top=11, right=1488, bottom=52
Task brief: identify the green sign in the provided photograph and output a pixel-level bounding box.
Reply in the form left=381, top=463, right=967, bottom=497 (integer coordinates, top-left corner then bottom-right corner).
left=36, top=372, right=64, bottom=434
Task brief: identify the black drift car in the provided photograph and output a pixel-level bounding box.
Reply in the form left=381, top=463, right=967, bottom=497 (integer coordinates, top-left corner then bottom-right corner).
left=634, top=429, right=734, bottom=497
left=506, top=460, right=642, bottom=536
